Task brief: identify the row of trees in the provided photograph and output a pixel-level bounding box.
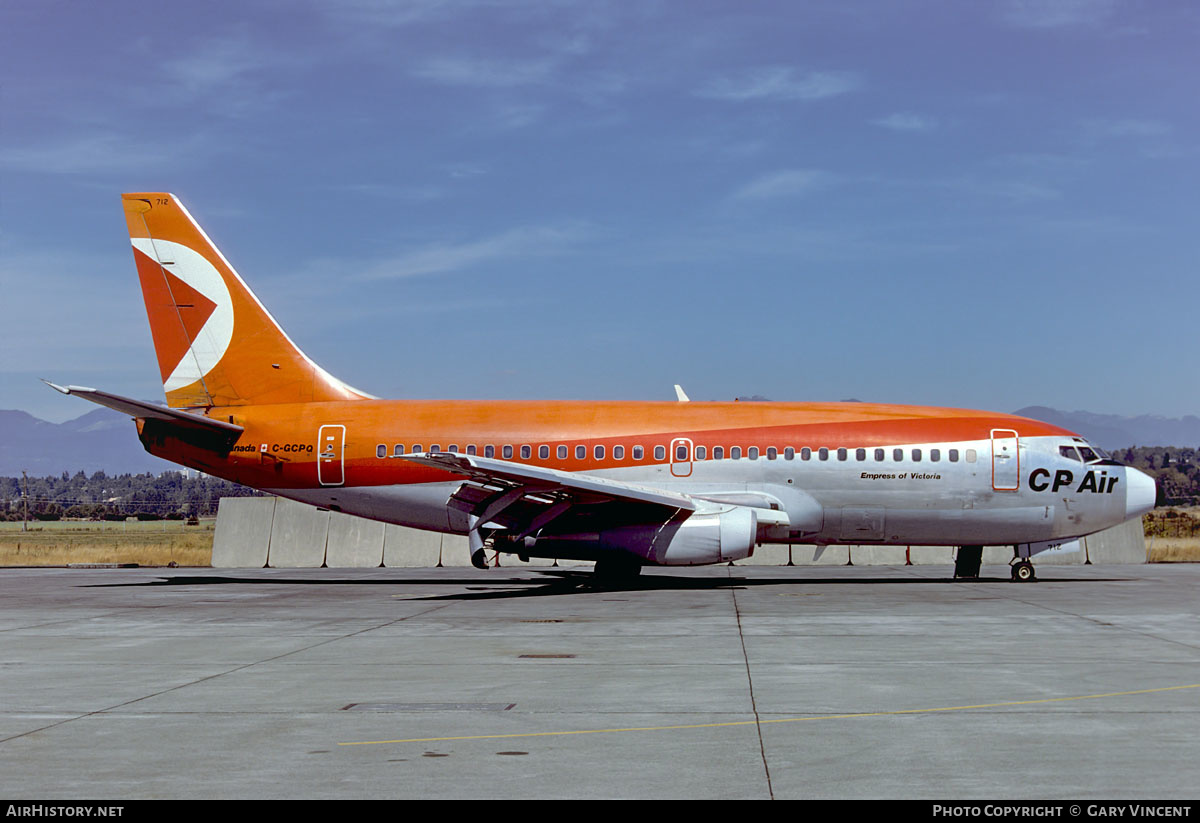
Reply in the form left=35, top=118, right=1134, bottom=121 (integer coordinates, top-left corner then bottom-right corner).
left=1113, top=447, right=1199, bottom=506
left=0, top=471, right=260, bottom=521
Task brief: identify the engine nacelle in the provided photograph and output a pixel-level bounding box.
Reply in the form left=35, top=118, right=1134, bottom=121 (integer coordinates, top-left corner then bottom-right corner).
left=649, top=506, right=758, bottom=565
left=528, top=505, right=758, bottom=566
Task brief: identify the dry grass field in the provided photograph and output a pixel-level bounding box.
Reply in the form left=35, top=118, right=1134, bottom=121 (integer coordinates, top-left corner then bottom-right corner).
left=1145, top=537, right=1200, bottom=563
left=1143, top=506, right=1200, bottom=562
left=0, top=520, right=214, bottom=567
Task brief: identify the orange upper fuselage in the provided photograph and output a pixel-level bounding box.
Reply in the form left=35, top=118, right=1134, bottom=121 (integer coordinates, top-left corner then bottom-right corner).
left=150, top=398, right=1074, bottom=490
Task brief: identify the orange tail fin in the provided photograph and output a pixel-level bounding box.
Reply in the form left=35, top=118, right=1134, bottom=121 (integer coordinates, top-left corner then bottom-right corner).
left=122, top=193, right=372, bottom=409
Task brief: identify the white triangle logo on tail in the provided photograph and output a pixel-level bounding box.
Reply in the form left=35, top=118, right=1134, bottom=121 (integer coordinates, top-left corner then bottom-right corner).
left=131, top=237, right=235, bottom=393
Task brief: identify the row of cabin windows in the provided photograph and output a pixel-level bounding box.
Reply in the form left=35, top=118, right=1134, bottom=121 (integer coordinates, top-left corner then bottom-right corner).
left=375, top=442, right=978, bottom=463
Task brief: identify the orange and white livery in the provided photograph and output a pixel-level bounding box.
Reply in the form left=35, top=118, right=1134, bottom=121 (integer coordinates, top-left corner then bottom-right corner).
left=50, top=193, right=1157, bottom=580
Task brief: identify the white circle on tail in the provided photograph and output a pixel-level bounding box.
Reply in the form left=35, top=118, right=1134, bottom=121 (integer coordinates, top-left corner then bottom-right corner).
left=130, top=237, right=235, bottom=394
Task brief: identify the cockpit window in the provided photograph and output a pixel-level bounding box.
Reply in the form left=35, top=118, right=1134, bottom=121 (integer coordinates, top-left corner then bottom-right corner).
left=1063, top=443, right=1110, bottom=463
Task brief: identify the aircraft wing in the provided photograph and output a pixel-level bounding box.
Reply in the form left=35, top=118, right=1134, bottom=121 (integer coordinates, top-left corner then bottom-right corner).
left=402, top=451, right=696, bottom=511
left=402, top=452, right=788, bottom=568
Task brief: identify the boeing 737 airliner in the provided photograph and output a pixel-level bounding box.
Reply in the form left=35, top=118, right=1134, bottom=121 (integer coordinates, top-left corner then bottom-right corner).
left=49, top=193, right=1157, bottom=580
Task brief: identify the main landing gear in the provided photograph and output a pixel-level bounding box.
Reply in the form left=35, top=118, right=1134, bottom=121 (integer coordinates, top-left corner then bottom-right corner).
left=953, top=545, right=982, bottom=579
left=593, top=555, right=643, bottom=581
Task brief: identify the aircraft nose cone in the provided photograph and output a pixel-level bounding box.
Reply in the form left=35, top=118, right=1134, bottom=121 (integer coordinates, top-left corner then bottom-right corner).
left=1125, top=468, right=1157, bottom=520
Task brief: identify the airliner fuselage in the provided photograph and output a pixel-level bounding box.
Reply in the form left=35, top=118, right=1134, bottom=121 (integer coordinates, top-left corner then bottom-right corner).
left=53, top=193, right=1156, bottom=579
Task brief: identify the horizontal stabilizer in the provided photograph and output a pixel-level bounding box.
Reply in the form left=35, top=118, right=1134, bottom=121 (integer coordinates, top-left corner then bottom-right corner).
left=43, top=381, right=244, bottom=437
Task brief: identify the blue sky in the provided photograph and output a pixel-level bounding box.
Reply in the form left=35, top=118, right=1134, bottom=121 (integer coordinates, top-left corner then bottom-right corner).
left=2, top=0, right=1197, bottom=422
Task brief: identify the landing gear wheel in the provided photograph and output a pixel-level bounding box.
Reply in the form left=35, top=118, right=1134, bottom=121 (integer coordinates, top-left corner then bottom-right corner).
left=1011, top=560, right=1036, bottom=582
left=470, top=548, right=490, bottom=570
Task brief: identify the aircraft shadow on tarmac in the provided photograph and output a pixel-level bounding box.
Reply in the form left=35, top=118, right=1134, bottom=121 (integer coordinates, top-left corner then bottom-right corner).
left=79, top=568, right=1123, bottom=600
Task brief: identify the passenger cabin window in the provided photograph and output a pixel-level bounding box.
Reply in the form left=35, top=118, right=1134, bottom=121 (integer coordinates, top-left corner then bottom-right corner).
left=466, top=445, right=476, bottom=456
left=949, top=449, right=959, bottom=462
left=502, top=445, right=513, bottom=459
left=413, top=444, right=423, bottom=453
left=676, top=444, right=688, bottom=460
left=966, top=449, right=977, bottom=463
left=614, top=445, right=625, bottom=459
left=520, top=445, right=531, bottom=459
left=483, top=445, right=493, bottom=458
left=874, top=448, right=885, bottom=462
left=856, top=448, right=866, bottom=461
left=893, top=448, right=903, bottom=462
left=695, top=446, right=706, bottom=460
left=539, top=445, right=549, bottom=459
left=912, top=449, right=922, bottom=462
left=430, top=444, right=440, bottom=453
left=713, top=446, right=724, bottom=460
left=731, top=447, right=742, bottom=460
left=818, top=447, right=829, bottom=461
left=448, top=445, right=458, bottom=454
left=837, top=448, right=847, bottom=461
left=394, top=444, right=405, bottom=457
left=767, top=447, right=777, bottom=460
left=595, top=445, right=605, bottom=460
left=576, top=445, right=586, bottom=459
left=654, top=445, right=666, bottom=460
left=558, top=445, right=567, bottom=459
left=633, top=445, right=644, bottom=460
left=801, top=447, right=811, bottom=461
left=784, top=447, right=795, bottom=460
left=376, top=444, right=386, bottom=458
left=930, top=449, right=940, bottom=462
left=748, top=447, right=759, bottom=460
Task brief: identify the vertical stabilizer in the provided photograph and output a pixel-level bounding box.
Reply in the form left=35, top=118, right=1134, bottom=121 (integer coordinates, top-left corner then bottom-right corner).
left=122, top=193, right=372, bottom=408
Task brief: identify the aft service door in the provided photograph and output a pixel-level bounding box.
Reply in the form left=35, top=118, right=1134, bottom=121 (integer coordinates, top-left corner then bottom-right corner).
left=991, top=428, right=1019, bottom=491
left=670, top=437, right=693, bottom=477
left=318, top=425, right=345, bottom=486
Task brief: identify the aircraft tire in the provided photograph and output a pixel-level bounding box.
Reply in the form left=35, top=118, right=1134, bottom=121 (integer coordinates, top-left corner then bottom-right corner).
left=1012, top=561, right=1036, bottom=582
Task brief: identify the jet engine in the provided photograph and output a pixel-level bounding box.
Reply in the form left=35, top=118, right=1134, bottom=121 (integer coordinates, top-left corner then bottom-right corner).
left=528, top=505, right=758, bottom=566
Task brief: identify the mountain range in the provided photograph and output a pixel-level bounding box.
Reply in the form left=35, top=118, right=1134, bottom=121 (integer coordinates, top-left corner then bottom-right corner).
left=0, top=407, right=174, bottom=476
left=1, top=404, right=1197, bottom=477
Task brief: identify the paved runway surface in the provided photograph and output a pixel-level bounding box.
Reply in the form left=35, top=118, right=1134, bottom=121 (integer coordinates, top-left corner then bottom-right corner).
left=1, top=563, right=1197, bottom=799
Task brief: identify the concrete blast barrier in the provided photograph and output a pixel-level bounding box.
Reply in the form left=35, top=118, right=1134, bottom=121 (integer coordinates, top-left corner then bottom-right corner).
left=1082, top=516, right=1147, bottom=564
left=325, top=511, right=385, bottom=568
left=212, top=497, right=276, bottom=568
left=383, top=523, right=442, bottom=567
left=214, top=498, right=1148, bottom=568
left=267, top=498, right=330, bottom=568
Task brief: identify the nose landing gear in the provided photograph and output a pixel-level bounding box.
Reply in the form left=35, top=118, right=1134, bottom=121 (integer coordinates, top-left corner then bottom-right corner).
left=1010, top=559, right=1036, bottom=582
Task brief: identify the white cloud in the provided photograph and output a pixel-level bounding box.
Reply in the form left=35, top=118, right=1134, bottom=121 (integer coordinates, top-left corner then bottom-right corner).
left=733, top=169, right=831, bottom=201
left=695, top=67, right=863, bottom=102
left=413, top=57, right=555, bottom=88
left=1084, top=118, right=1171, bottom=139
left=0, top=133, right=187, bottom=175
left=165, top=34, right=269, bottom=95
left=872, top=112, right=937, bottom=132
left=1001, top=0, right=1119, bottom=29
left=356, top=223, right=594, bottom=279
